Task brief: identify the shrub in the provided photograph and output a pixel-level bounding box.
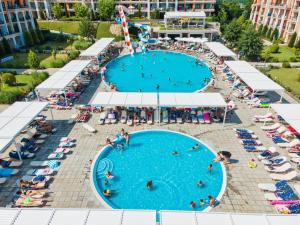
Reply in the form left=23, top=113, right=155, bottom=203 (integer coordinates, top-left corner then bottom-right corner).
left=290, top=57, right=297, bottom=62
left=0, top=91, right=19, bottom=104
left=73, top=39, right=92, bottom=50
left=68, top=50, right=80, bottom=60
left=288, top=32, right=297, bottom=48
left=286, top=86, right=292, bottom=92
left=282, top=61, right=291, bottom=68
left=27, top=50, right=40, bottom=68
left=1, top=73, right=16, bottom=86
left=268, top=44, right=279, bottom=53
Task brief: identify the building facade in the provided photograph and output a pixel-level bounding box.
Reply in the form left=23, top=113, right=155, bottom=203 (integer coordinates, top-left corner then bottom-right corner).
left=29, top=0, right=216, bottom=20
left=0, top=0, right=36, bottom=48
left=250, top=0, right=300, bottom=42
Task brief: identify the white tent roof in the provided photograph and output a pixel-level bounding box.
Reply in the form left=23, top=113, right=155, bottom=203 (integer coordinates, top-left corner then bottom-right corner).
left=164, top=11, right=206, bottom=19
left=86, top=210, right=122, bottom=225
left=50, top=210, right=89, bottom=225
left=0, top=102, right=48, bottom=152
left=270, top=104, right=300, bottom=133
left=91, top=92, right=226, bottom=108
left=36, top=60, right=91, bottom=91
left=205, top=42, right=236, bottom=58
left=80, top=38, right=114, bottom=57
left=225, top=61, right=284, bottom=92
left=14, top=209, right=53, bottom=225
left=122, top=210, right=156, bottom=225
left=160, top=211, right=300, bottom=225
left=0, top=209, right=19, bottom=225
left=175, top=37, right=207, bottom=43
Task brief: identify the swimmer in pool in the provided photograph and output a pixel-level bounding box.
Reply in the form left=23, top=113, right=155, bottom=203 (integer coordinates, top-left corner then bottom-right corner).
left=146, top=180, right=153, bottom=190
left=103, top=189, right=112, bottom=197
left=208, top=164, right=213, bottom=173
left=190, top=201, right=196, bottom=209
left=171, top=151, right=179, bottom=156
left=106, top=138, right=113, bottom=147
left=168, top=77, right=171, bottom=81
left=200, top=199, right=204, bottom=207
left=141, top=73, right=144, bottom=78
left=197, top=180, right=204, bottom=187
left=187, top=80, right=191, bottom=85
left=188, top=144, right=200, bottom=151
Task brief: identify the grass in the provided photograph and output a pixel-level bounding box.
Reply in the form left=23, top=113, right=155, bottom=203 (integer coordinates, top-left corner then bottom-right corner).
left=2, top=74, right=37, bottom=92
left=263, top=45, right=298, bottom=61
left=267, top=68, right=300, bottom=96
left=96, top=22, right=114, bottom=39
left=38, top=21, right=80, bottom=34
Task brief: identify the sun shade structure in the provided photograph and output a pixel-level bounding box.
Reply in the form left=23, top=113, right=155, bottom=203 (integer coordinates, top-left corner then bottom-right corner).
left=270, top=104, right=300, bottom=134
left=80, top=38, right=115, bottom=57
left=0, top=209, right=156, bottom=225
left=160, top=211, right=300, bottom=225
left=175, top=37, right=208, bottom=43
left=164, top=11, right=206, bottom=19
left=225, top=61, right=284, bottom=98
left=0, top=101, right=48, bottom=153
left=205, top=42, right=236, bottom=58
left=35, top=60, right=91, bottom=93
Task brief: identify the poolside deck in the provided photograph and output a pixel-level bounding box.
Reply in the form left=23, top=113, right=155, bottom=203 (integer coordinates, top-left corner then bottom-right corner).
left=0, top=54, right=298, bottom=213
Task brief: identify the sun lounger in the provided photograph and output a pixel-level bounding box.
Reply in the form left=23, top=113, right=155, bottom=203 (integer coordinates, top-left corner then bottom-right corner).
left=47, top=152, right=64, bottom=160
left=261, top=123, right=281, bottom=131
left=169, top=111, right=176, bottom=123
left=234, top=128, right=254, bottom=134
left=60, top=137, right=75, bottom=143
left=262, top=156, right=287, bottom=166
left=244, top=146, right=267, bottom=152
left=275, top=203, right=300, bottom=214
left=257, top=147, right=277, bottom=160
left=197, top=112, right=204, bottom=124
left=294, top=184, right=300, bottom=196
left=82, top=123, right=97, bottom=133
left=236, top=133, right=258, bottom=139
left=265, top=163, right=292, bottom=173
left=98, top=111, right=106, bottom=125
left=253, top=117, right=274, bottom=123
left=0, top=159, right=22, bottom=167
left=0, top=168, right=19, bottom=177
left=278, top=139, right=300, bottom=148
left=0, top=177, right=6, bottom=184
left=291, top=157, right=300, bottom=163
left=147, top=112, right=153, bottom=125
left=203, top=112, right=211, bottom=124
left=127, top=115, right=133, bottom=126
left=264, top=187, right=295, bottom=201
left=258, top=180, right=288, bottom=192
left=240, top=139, right=262, bottom=146
left=59, top=141, right=75, bottom=148
left=176, top=111, right=183, bottom=123
left=254, top=112, right=273, bottom=120
left=120, top=110, right=127, bottom=124
left=162, top=109, right=169, bottom=123
left=108, top=112, right=117, bottom=124
left=26, top=168, right=54, bottom=176
left=20, top=175, right=51, bottom=183
left=288, top=153, right=300, bottom=158
left=30, top=161, right=49, bottom=167
left=269, top=170, right=297, bottom=181
left=140, top=110, right=146, bottom=123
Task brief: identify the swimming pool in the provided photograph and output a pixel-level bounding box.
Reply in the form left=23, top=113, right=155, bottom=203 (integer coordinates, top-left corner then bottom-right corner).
left=92, top=130, right=226, bottom=214
left=104, top=51, right=212, bottom=92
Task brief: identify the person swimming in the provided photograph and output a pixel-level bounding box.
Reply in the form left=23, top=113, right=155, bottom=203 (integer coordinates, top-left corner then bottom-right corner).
left=141, top=73, right=144, bottom=78
left=124, top=132, right=129, bottom=145
left=208, top=164, right=213, bottom=173
left=200, top=199, right=204, bottom=207
left=208, top=195, right=216, bottom=207
left=172, top=151, right=179, bottom=156
left=190, top=201, right=196, bottom=209
left=187, top=80, right=191, bottom=85
left=103, top=189, right=112, bottom=197
left=188, top=144, right=200, bottom=151
left=197, top=180, right=204, bottom=187
left=106, top=138, right=113, bottom=147
left=105, top=171, right=114, bottom=179
left=146, top=180, right=153, bottom=190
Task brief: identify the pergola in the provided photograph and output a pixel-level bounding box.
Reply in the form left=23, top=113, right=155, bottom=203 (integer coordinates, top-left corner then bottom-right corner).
left=0, top=102, right=49, bottom=158
left=80, top=38, right=115, bottom=58
left=91, top=92, right=228, bottom=125
left=205, top=42, right=236, bottom=59
left=164, top=11, right=206, bottom=29
left=225, top=61, right=284, bottom=100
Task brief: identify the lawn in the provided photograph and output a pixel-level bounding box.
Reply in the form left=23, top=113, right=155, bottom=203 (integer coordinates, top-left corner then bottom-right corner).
left=266, top=68, right=300, bottom=96
left=263, top=45, right=299, bottom=62
left=38, top=21, right=80, bottom=34
left=96, top=22, right=114, bottom=38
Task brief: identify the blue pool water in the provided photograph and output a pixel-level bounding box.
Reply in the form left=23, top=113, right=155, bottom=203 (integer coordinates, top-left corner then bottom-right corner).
left=92, top=130, right=225, bottom=213
left=105, top=51, right=212, bottom=92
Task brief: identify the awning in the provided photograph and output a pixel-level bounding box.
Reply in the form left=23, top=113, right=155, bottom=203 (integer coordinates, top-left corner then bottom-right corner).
left=80, top=38, right=115, bottom=57
left=205, top=42, right=236, bottom=58
left=0, top=102, right=48, bottom=153
left=36, top=60, right=91, bottom=92
left=91, top=92, right=226, bottom=108
left=175, top=37, right=207, bottom=43
left=164, top=11, right=206, bottom=19
left=270, top=104, right=300, bottom=133
left=225, top=61, right=284, bottom=93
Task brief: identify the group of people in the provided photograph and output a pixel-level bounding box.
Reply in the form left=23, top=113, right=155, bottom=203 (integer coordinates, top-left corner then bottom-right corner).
left=106, top=128, right=130, bottom=150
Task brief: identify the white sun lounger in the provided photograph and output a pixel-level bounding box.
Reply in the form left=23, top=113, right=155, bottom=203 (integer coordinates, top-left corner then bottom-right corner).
left=30, top=161, right=49, bottom=167
left=264, top=192, right=290, bottom=201
left=253, top=117, right=274, bottom=123
left=147, top=112, right=153, bottom=125
left=254, top=113, right=273, bottom=119
left=26, top=168, right=54, bottom=176
left=269, top=170, right=297, bottom=181
left=120, top=110, right=127, bottom=124
left=20, top=175, right=51, bottom=182
left=264, top=163, right=292, bottom=173
left=291, top=158, right=300, bottom=163
left=288, top=153, right=300, bottom=158
left=6, top=161, right=23, bottom=167
left=98, top=112, right=106, bottom=125
left=261, top=123, right=281, bottom=131
left=294, top=184, right=300, bottom=195
left=27, top=130, right=48, bottom=139
left=0, top=177, right=6, bottom=184
left=82, top=123, right=97, bottom=133
left=127, top=114, right=133, bottom=126
left=278, top=139, right=300, bottom=148
left=258, top=183, right=278, bottom=192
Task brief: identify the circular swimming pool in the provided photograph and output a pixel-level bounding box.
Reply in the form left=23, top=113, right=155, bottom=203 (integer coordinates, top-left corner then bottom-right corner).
left=92, top=130, right=226, bottom=213
left=104, top=51, right=212, bottom=92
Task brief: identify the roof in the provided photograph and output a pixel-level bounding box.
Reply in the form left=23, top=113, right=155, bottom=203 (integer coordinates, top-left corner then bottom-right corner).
left=0, top=102, right=48, bottom=152
left=0, top=209, right=156, bottom=225
left=270, top=104, right=300, bottom=133
left=160, top=211, right=300, bottom=225
left=36, top=60, right=91, bottom=91
left=225, top=61, right=284, bottom=92
left=80, top=38, right=114, bottom=57
left=175, top=37, right=208, bottom=43
left=91, top=92, right=226, bottom=108
left=205, top=42, right=236, bottom=58
left=164, top=11, right=206, bottom=19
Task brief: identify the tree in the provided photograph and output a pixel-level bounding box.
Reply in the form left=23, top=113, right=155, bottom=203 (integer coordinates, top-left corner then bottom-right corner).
left=257, top=24, right=263, bottom=34
left=74, top=3, right=89, bottom=18
left=239, top=26, right=263, bottom=60
left=23, top=31, right=34, bottom=47
left=52, top=3, right=63, bottom=19
left=78, top=19, right=96, bottom=40
left=223, top=20, right=243, bottom=48
left=27, top=50, right=40, bottom=69
left=262, top=25, right=268, bottom=36
left=294, top=39, right=300, bottom=49
left=288, top=32, right=297, bottom=48
left=137, top=4, right=142, bottom=18
left=97, top=0, right=114, bottom=21
left=218, top=8, right=228, bottom=31
left=2, top=38, right=12, bottom=54
left=271, top=28, right=279, bottom=41
left=1, top=73, right=16, bottom=86
left=51, top=48, right=56, bottom=59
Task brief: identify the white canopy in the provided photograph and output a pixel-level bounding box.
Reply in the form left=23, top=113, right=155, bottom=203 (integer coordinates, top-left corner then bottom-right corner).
left=0, top=101, right=48, bottom=152
left=175, top=37, right=208, bottom=43
left=0, top=209, right=156, bottom=225
left=91, top=92, right=226, bottom=108
left=36, top=60, right=91, bottom=91
left=205, top=42, right=236, bottom=58
left=160, top=211, right=300, bottom=225
left=164, top=11, right=206, bottom=19
left=80, top=38, right=114, bottom=57
left=270, top=104, right=300, bottom=133
left=225, top=61, right=284, bottom=93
